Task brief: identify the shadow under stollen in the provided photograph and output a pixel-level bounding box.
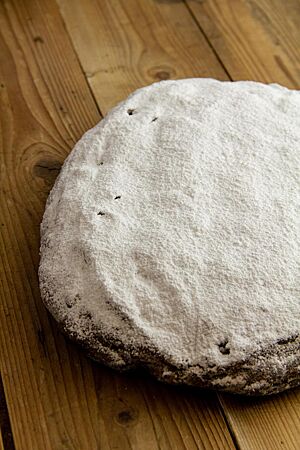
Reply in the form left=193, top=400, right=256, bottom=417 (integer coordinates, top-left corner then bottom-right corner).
left=37, top=310, right=300, bottom=449
left=45, top=311, right=300, bottom=404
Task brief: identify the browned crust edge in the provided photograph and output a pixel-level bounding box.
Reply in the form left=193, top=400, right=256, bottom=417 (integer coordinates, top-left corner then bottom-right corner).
left=41, top=285, right=300, bottom=396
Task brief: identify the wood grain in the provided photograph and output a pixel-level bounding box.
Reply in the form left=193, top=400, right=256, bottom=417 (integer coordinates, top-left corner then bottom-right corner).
left=0, top=0, right=99, bottom=447
left=57, top=0, right=229, bottom=115
left=0, top=0, right=236, bottom=449
left=183, top=1, right=300, bottom=448
left=185, top=0, right=300, bottom=89
left=58, top=0, right=300, bottom=449
left=1, top=0, right=299, bottom=448
left=218, top=390, right=300, bottom=450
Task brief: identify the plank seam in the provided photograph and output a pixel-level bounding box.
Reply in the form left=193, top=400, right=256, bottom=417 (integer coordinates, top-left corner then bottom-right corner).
left=183, top=0, right=233, bottom=81
left=0, top=373, right=16, bottom=450
left=217, top=394, right=240, bottom=450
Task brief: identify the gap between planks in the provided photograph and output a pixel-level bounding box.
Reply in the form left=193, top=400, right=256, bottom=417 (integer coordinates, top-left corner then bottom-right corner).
left=0, top=372, right=15, bottom=450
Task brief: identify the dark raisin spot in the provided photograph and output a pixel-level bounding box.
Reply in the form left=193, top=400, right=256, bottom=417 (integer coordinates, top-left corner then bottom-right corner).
left=218, top=339, right=230, bottom=355
left=114, top=195, right=121, bottom=200
left=127, top=109, right=135, bottom=115
left=66, top=294, right=79, bottom=308
left=151, top=117, right=158, bottom=122
left=97, top=211, right=105, bottom=216
left=97, top=161, right=104, bottom=166
left=277, top=334, right=298, bottom=345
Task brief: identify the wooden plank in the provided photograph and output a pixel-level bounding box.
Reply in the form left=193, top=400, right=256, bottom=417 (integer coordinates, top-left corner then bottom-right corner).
left=185, top=0, right=300, bottom=89
left=0, top=432, right=4, bottom=450
left=218, top=390, right=300, bottom=450
left=57, top=0, right=229, bottom=115
left=0, top=0, right=236, bottom=449
left=91, top=370, right=236, bottom=450
left=183, top=1, right=300, bottom=448
left=0, top=0, right=99, bottom=448
left=58, top=1, right=300, bottom=449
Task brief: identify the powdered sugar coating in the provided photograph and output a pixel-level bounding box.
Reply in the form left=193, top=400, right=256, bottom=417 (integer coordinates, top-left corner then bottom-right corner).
left=39, top=79, right=300, bottom=394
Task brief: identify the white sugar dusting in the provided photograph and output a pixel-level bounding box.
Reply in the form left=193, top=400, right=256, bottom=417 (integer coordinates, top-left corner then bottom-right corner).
left=39, top=79, right=300, bottom=387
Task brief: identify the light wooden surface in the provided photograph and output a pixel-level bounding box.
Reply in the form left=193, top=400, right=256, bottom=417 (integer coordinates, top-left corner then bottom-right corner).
left=0, top=432, right=4, bottom=450
left=0, top=1, right=299, bottom=449
left=186, top=0, right=300, bottom=88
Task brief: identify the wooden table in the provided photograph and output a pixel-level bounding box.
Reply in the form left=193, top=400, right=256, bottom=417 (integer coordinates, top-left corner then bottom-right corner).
left=1, top=1, right=299, bottom=449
